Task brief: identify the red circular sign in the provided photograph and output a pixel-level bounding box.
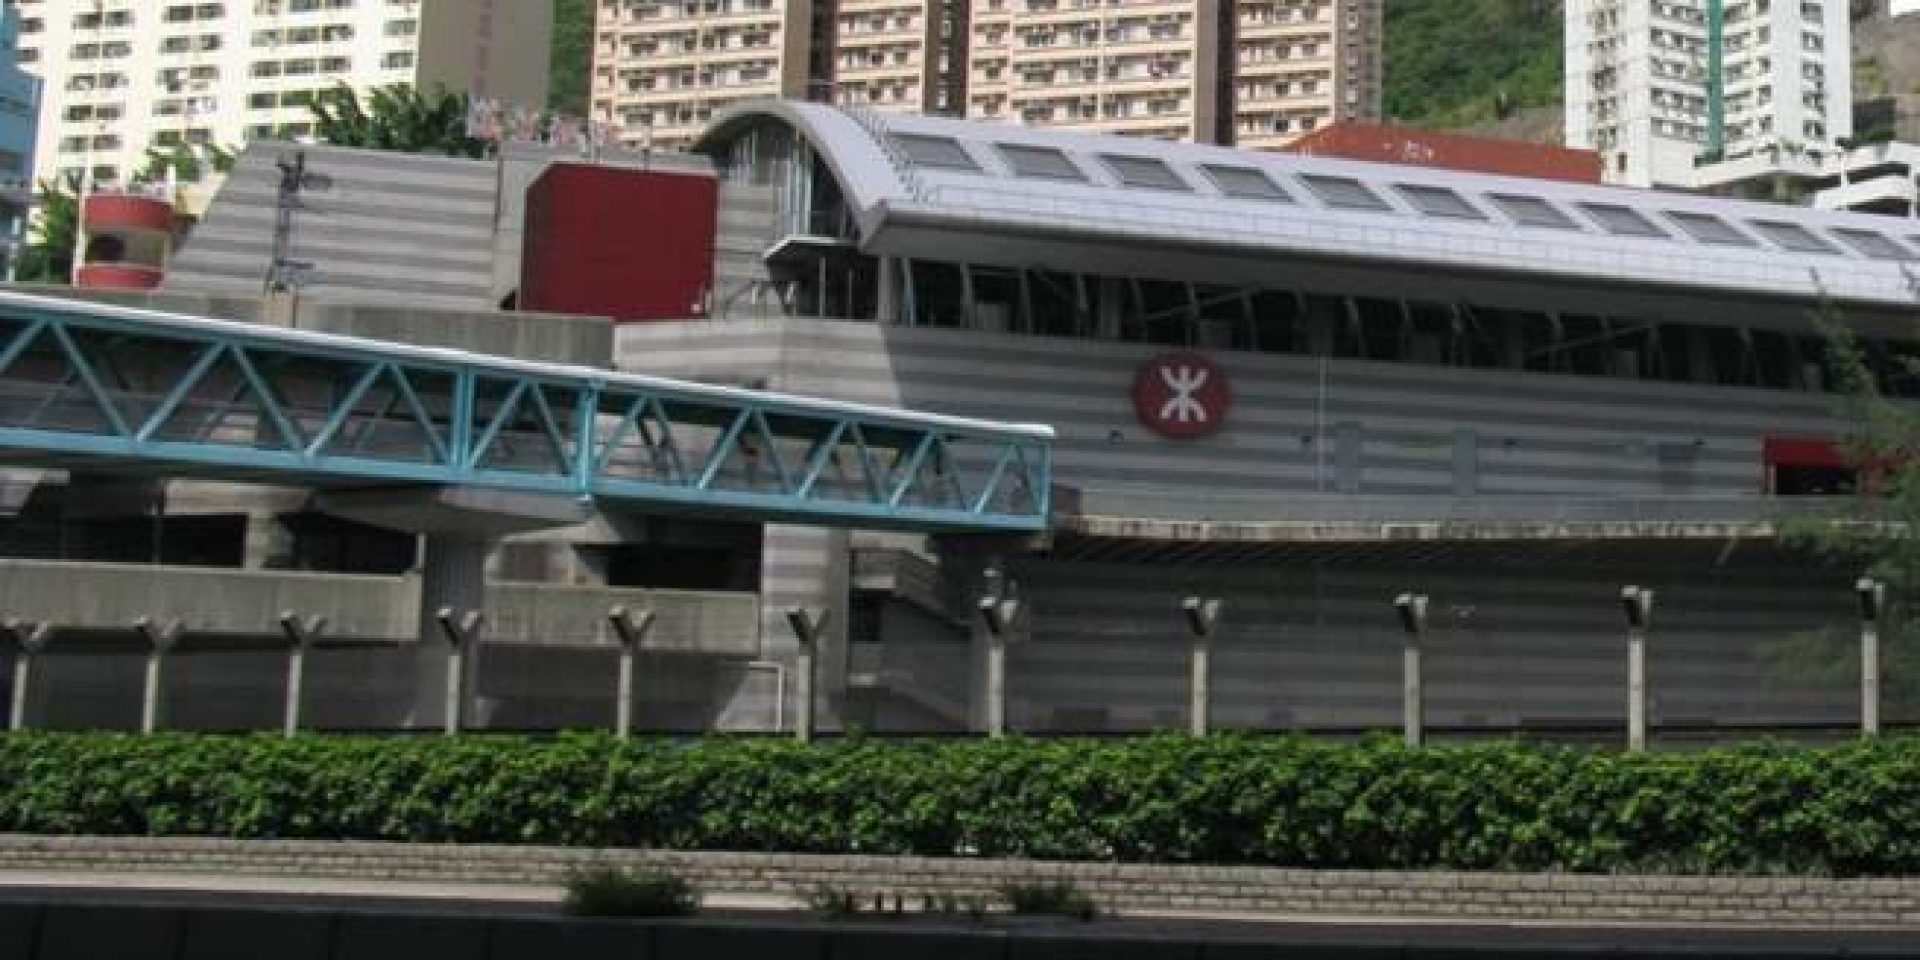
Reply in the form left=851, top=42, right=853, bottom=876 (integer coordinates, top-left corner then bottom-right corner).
left=1133, top=352, right=1230, bottom=439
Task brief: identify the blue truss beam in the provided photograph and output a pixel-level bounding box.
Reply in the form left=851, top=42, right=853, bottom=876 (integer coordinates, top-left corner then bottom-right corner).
left=0, top=292, right=1053, bottom=534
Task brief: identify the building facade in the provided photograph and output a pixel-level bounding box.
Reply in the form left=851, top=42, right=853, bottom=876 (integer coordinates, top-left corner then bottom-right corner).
left=11, top=0, right=550, bottom=189
left=1566, top=0, right=1852, bottom=188
left=0, top=1, right=40, bottom=276
left=593, top=0, right=1380, bottom=151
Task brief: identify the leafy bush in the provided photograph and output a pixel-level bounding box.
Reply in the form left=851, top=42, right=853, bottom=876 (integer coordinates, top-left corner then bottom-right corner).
left=4, top=733, right=1920, bottom=876
left=1000, top=880, right=1097, bottom=920
left=562, top=864, right=699, bottom=917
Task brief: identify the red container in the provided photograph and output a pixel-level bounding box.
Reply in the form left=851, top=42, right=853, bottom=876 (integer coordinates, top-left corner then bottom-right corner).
left=82, top=193, right=175, bottom=234
left=1282, top=123, right=1604, bottom=185
left=519, top=164, right=719, bottom=323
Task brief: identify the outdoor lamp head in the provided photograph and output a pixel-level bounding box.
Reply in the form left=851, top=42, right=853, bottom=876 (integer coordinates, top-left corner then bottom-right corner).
left=1394, top=593, right=1428, bottom=636
left=784, top=607, right=815, bottom=642
left=1182, top=596, right=1219, bottom=639
left=1620, top=586, right=1653, bottom=630
left=1857, top=577, right=1884, bottom=622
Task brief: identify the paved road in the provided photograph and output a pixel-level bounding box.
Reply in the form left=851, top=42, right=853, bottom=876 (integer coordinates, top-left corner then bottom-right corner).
left=0, top=872, right=1915, bottom=954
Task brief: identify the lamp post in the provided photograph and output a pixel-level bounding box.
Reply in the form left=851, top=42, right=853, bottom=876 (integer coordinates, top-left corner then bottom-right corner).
left=1621, top=586, right=1655, bottom=752
left=1394, top=593, right=1428, bottom=747
left=1857, top=577, right=1885, bottom=737
left=1182, top=597, right=1221, bottom=736
left=785, top=607, right=828, bottom=743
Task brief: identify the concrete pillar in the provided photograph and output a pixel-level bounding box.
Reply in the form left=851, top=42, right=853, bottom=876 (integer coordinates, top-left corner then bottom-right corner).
left=278, top=613, right=324, bottom=737
left=609, top=605, right=656, bottom=740
left=1621, top=586, right=1654, bottom=753
left=876, top=255, right=899, bottom=324
left=785, top=608, right=828, bottom=743
left=412, top=534, right=491, bottom=730
left=1394, top=594, right=1427, bottom=748
left=133, top=617, right=184, bottom=734
left=1183, top=597, right=1221, bottom=737
left=3, top=619, right=51, bottom=732
left=1858, top=577, right=1885, bottom=737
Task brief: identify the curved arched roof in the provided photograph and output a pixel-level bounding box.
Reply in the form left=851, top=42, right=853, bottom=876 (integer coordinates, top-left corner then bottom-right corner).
left=700, top=102, right=1920, bottom=310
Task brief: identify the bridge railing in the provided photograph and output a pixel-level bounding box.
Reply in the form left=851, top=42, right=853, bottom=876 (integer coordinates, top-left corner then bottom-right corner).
left=0, top=291, right=1053, bottom=533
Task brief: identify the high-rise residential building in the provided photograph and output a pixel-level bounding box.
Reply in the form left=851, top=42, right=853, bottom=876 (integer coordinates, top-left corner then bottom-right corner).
left=594, top=0, right=1380, bottom=152
left=0, top=0, right=41, bottom=253
left=12, top=0, right=551, bottom=189
left=1566, top=0, right=1852, bottom=189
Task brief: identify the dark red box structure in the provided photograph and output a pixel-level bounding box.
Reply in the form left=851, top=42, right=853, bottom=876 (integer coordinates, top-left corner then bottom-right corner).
left=520, top=164, right=718, bottom=323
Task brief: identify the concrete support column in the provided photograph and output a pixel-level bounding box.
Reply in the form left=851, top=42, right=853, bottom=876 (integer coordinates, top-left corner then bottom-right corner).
left=1621, top=586, right=1654, bottom=753
left=278, top=613, right=324, bottom=737
left=609, top=605, right=655, bottom=740
left=876, top=255, right=899, bottom=324
left=1858, top=577, right=1885, bottom=738
left=785, top=608, right=828, bottom=743
left=1183, top=597, right=1221, bottom=737
left=134, top=617, right=184, bottom=734
left=1394, top=594, right=1428, bottom=748
left=412, top=534, right=491, bottom=730
left=3, top=619, right=51, bottom=732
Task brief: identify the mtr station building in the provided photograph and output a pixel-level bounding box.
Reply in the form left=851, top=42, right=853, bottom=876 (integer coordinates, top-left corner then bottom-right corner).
left=2, top=102, right=1915, bottom=738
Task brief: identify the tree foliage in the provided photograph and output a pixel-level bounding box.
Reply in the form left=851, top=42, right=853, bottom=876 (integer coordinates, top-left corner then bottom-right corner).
left=308, top=83, right=485, bottom=158
left=15, top=175, right=79, bottom=285
left=6, top=733, right=1920, bottom=876
left=1383, top=0, right=1564, bottom=129
left=549, top=0, right=593, bottom=117
left=136, top=142, right=236, bottom=186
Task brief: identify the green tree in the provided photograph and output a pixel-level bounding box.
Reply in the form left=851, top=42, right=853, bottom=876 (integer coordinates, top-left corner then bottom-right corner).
left=549, top=0, right=593, bottom=117
left=135, top=142, right=237, bottom=186
left=308, top=83, right=485, bottom=159
left=15, top=175, right=79, bottom=284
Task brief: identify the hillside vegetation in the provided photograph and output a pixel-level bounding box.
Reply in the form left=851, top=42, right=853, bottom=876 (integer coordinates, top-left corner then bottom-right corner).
left=1382, top=0, right=1564, bottom=130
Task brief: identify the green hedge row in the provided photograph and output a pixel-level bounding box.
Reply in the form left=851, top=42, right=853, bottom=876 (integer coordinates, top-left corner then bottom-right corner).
left=3, top=733, right=1919, bottom=876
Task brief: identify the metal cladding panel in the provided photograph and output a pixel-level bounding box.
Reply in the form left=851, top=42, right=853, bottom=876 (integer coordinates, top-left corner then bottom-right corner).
left=1281, top=123, right=1605, bottom=185
left=520, top=164, right=718, bottom=323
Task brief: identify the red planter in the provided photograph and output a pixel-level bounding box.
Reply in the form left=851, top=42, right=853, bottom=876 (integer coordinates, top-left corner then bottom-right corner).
left=75, top=263, right=164, bottom=290
left=82, top=194, right=175, bottom=234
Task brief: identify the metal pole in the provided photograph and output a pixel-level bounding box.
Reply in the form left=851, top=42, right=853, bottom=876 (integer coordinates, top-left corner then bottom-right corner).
left=976, top=577, right=1020, bottom=738
left=1622, top=586, right=1654, bottom=753
left=4, top=619, right=51, bottom=732
left=785, top=608, right=827, bottom=743
left=1183, top=597, right=1221, bottom=737
left=609, top=606, right=655, bottom=740
left=1394, top=594, right=1427, bottom=747
left=435, top=608, right=483, bottom=736
left=278, top=613, right=324, bottom=738
left=133, top=617, right=183, bottom=735
left=1858, top=578, right=1885, bottom=738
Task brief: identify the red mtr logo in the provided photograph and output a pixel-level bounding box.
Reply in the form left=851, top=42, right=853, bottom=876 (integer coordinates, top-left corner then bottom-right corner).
left=1133, top=352, right=1230, bottom=439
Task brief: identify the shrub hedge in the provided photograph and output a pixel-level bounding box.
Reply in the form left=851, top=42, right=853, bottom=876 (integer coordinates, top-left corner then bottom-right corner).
left=2, top=733, right=1919, bottom=876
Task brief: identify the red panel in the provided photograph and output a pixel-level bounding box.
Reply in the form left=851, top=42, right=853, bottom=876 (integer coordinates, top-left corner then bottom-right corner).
left=519, top=164, right=718, bottom=323
left=75, top=263, right=164, bottom=291
left=1282, top=124, right=1604, bottom=185
left=1763, top=437, right=1845, bottom=469
left=82, top=194, right=175, bottom=234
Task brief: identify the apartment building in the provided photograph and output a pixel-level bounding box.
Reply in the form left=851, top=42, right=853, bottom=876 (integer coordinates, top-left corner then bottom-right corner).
left=1566, top=0, right=1852, bottom=188
left=595, top=0, right=1379, bottom=152
left=13, top=0, right=550, bottom=188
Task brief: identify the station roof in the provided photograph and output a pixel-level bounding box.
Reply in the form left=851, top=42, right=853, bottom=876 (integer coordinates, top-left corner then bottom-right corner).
left=698, top=102, right=1920, bottom=314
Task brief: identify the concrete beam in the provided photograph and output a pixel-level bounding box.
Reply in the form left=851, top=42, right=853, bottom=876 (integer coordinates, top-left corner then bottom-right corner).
left=317, top=486, right=592, bottom=538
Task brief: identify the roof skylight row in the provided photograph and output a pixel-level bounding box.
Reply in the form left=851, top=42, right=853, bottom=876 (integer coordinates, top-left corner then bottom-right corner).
left=884, top=131, right=1920, bottom=263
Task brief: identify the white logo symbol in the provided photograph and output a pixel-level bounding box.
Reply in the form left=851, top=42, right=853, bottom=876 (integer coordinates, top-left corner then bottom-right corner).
left=1158, top=364, right=1211, bottom=424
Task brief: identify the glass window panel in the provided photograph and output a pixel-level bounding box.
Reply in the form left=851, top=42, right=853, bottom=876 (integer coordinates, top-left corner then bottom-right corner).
left=997, top=143, right=1086, bottom=181
left=1664, top=211, right=1756, bottom=246
left=1299, top=174, right=1392, bottom=211
left=1099, top=154, right=1189, bottom=191
left=890, top=133, right=979, bottom=171
left=1577, top=202, right=1669, bottom=238
left=1749, top=220, right=1842, bottom=255
left=1486, top=193, right=1581, bottom=230
left=1202, top=164, right=1292, bottom=201
left=1394, top=184, right=1486, bottom=220
left=1831, top=228, right=1915, bottom=261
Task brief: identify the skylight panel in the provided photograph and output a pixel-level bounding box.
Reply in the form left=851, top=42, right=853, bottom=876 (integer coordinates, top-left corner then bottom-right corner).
left=1577, top=202, right=1669, bottom=238
left=1832, top=228, right=1915, bottom=261
left=997, top=143, right=1086, bottom=181
left=890, top=134, right=980, bottom=171
left=1394, top=184, right=1486, bottom=221
left=1486, top=194, right=1580, bottom=230
left=1749, top=220, right=1842, bottom=255
left=1664, top=211, right=1756, bottom=246
left=1202, top=164, right=1292, bottom=202
left=1100, top=154, right=1189, bottom=191
left=1299, top=174, right=1393, bottom=212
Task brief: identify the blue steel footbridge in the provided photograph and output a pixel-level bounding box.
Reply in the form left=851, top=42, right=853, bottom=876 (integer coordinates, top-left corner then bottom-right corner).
left=0, top=291, right=1053, bottom=534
